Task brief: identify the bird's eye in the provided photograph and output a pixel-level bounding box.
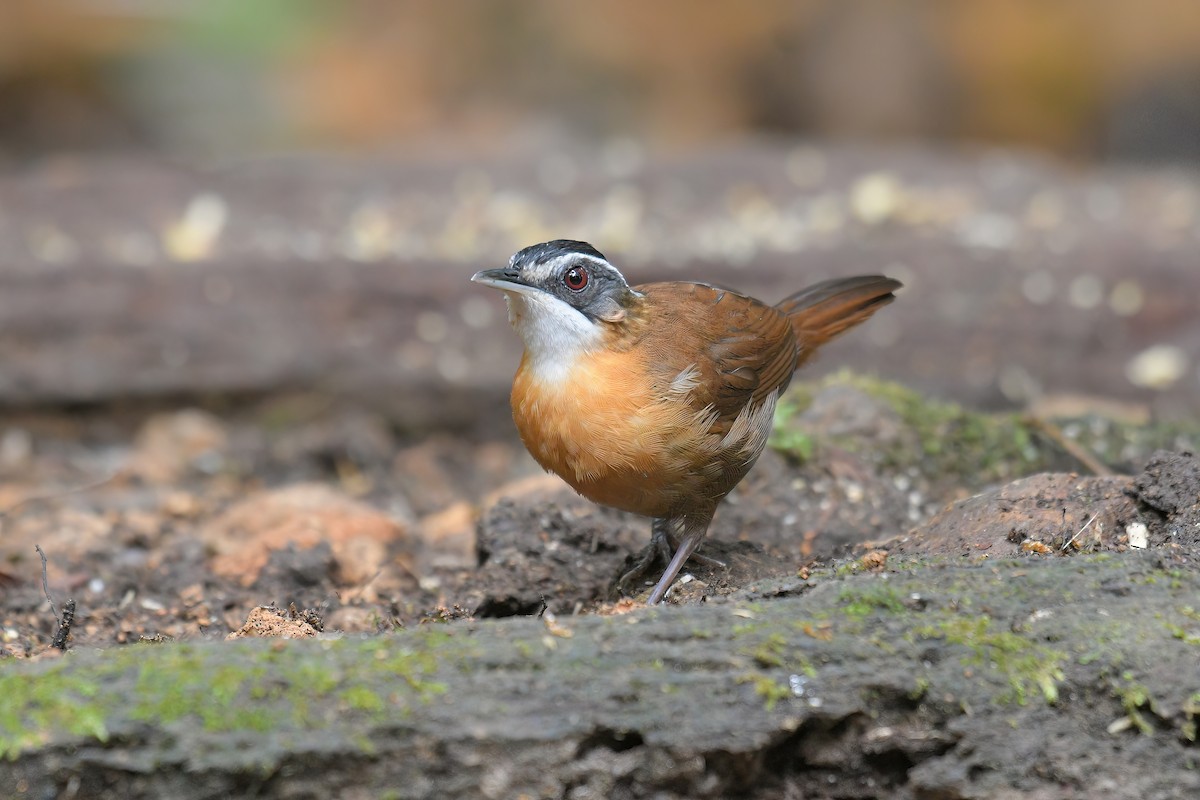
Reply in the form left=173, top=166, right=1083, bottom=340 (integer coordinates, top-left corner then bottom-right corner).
left=564, top=266, right=589, bottom=291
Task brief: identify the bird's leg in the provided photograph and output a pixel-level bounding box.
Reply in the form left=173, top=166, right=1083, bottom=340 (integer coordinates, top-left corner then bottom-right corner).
left=614, top=518, right=675, bottom=596
left=615, top=515, right=727, bottom=600
left=666, top=523, right=727, bottom=570
left=646, top=514, right=713, bottom=605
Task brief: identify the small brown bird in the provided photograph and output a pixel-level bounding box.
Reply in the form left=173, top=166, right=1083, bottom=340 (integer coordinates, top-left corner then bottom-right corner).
left=473, top=240, right=900, bottom=604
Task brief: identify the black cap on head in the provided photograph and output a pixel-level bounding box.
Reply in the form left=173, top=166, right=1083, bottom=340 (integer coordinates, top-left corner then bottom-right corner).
left=511, top=240, right=607, bottom=271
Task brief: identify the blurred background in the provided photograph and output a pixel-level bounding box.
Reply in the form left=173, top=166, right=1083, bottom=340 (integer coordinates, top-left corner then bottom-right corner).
left=5, top=0, right=1200, bottom=162
left=1, top=0, right=1198, bottom=419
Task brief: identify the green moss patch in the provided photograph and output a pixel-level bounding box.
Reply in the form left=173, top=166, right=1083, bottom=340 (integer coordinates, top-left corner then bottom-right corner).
left=0, top=629, right=463, bottom=760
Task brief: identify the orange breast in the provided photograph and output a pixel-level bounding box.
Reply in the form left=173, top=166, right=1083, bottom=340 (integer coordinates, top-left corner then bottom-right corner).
left=511, top=349, right=709, bottom=518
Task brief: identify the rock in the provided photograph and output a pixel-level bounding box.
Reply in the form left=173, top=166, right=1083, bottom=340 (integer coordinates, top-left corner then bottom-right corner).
left=201, top=484, right=408, bottom=587
left=225, top=605, right=319, bottom=639
left=1134, top=450, right=1200, bottom=547
left=894, top=473, right=1145, bottom=557
left=131, top=409, right=228, bottom=483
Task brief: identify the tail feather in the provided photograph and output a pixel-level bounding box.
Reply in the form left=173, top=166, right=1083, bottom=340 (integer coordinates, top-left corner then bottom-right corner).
left=775, top=276, right=901, bottom=364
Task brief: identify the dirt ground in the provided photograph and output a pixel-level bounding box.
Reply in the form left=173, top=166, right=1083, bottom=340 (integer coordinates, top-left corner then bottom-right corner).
left=2, top=375, right=1192, bottom=656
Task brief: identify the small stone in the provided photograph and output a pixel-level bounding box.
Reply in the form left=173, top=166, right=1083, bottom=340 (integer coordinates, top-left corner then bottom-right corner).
left=226, top=606, right=318, bottom=640
left=1126, top=522, right=1149, bottom=550
left=162, top=491, right=200, bottom=518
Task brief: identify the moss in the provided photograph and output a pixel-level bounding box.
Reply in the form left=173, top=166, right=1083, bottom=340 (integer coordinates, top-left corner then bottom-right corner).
left=913, top=614, right=1065, bottom=706
left=341, top=685, right=386, bottom=714
left=737, top=673, right=791, bottom=711
left=793, top=654, right=818, bottom=679
left=1132, top=568, right=1189, bottom=590
left=1113, top=673, right=1156, bottom=736
left=748, top=633, right=788, bottom=668
left=0, top=626, right=466, bottom=760
left=772, top=371, right=1200, bottom=487
left=0, top=666, right=107, bottom=759
left=767, top=392, right=815, bottom=463
left=838, top=584, right=906, bottom=618
left=1183, top=693, right=1200, bottom=743
left=772, top=372, right=1048, bottom=485
left=1165, top=623, right=1200, bottom=647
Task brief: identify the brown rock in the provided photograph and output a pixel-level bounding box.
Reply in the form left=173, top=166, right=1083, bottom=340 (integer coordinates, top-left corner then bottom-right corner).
left=131, top=409, right=228, bottom=483
left=161, top=491, right=202, bottom=518
left=890, top=473, right=1145, bottom=558
left=201, top=483, right=407, bottom=587
left=225, top=606, right=318, bottom=640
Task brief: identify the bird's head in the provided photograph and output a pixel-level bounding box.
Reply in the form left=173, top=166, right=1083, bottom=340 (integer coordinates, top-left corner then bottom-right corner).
left=472, top=240, right=642, bottom=368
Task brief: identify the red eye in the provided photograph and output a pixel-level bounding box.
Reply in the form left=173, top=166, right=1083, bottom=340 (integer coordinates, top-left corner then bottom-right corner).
left=564, top=266, right=589, bottom=291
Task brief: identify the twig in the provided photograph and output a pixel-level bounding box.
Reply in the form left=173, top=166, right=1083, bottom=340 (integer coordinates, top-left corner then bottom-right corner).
left=1024, top=417, right=1115, bottom=477
left=34, top=544, right=59, bottom=622
left=35, top=544, right=74, bottom=650
left=2, top=475, right=117, bottom=651
left=1062, top=510, right=1101, bottom=552
left=52, top=600, right=75, bottom=651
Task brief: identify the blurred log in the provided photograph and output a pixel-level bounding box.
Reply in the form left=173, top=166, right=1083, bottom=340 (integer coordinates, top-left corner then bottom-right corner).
left=0, top=146, right=1196, bottom=423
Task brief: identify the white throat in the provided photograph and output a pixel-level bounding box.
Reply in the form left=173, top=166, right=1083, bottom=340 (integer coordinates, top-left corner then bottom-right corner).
left=504, top=291, right=602, bottom=384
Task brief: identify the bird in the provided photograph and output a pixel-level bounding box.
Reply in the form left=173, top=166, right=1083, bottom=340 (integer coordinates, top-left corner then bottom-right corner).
left=472, top=240, right=900, bottom=604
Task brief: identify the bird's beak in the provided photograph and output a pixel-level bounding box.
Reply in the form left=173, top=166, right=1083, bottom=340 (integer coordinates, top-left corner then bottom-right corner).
left=471, top=268, right=541, bottom=298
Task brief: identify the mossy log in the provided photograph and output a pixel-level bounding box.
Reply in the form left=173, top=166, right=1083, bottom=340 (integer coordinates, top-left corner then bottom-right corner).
left=2, top=553, right=1197, bottom=799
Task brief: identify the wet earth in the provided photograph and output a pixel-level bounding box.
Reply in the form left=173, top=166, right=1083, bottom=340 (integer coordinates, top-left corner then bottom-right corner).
left=4, top=378, right=1192, bottom=656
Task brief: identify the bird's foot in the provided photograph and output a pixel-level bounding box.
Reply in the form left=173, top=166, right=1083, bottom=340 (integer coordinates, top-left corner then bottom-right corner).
left=612, top=524, right=674, bottom=596
left=612, top=520, right=728, bottom=599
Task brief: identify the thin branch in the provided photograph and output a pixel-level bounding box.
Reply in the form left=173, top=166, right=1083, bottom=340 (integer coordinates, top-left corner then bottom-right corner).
left=1024, top=417, right=1115, bottom=477
left=1062, top=510, right=1101, bottom=552
left=34, top=544, right=60, bottom=622
left=34, top=544, right=74, bottom=651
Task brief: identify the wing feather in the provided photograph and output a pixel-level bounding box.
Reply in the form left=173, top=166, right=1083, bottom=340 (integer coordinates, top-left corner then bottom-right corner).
left=634, top=282, right=799, bottom=439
